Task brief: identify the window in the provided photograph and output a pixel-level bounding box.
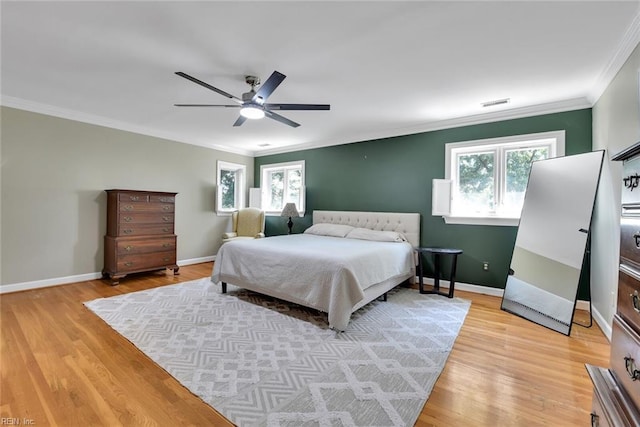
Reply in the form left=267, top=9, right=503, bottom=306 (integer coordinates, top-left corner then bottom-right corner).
left=260, top=160, right=305, bottom=215
left=216, top=161, right=246, bottom=214
left=443, top=131, right=565, bottom=226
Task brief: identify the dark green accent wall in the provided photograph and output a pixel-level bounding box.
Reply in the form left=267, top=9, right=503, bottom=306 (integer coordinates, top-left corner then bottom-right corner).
left=255, top=109, right=593, bottom=294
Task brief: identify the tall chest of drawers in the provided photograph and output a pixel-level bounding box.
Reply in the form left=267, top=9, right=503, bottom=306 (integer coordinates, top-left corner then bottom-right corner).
left=586, top=143, right=640, bottom=426
left=102, top=189, right=179, bottom=285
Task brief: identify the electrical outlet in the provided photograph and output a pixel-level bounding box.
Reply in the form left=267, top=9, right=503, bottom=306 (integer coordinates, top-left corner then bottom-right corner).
left=483, top=262, right=489, bottom=271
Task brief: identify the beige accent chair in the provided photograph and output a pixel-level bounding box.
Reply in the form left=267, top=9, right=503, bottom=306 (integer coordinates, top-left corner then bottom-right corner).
left=222, top=208, right=266, bottom=243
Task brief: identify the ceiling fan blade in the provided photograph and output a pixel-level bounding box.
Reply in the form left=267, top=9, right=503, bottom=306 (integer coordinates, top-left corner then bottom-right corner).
left=174, top=104, right=240, bottom=108
left=264, top=110, right=300, bottom=128
left=233, top=115, right=247, bottom=127
left=264, top=103, right=330, bottom=111
left=253, top=71, right=286, bottom=103
left=175, top=72, right=242, bottom=103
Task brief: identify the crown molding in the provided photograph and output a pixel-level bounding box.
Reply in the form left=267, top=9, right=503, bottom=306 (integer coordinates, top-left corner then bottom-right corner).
left=588, top=7, right=640, bottom=104
left=255, top=97, right=591, bottom=157
left=0, top=95, right=254, bottom=157
left=0, top=94, right=593, bottom=159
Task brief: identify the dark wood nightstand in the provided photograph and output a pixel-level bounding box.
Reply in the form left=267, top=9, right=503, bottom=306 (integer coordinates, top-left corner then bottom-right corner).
left=415, top=247, right=463, bottom=298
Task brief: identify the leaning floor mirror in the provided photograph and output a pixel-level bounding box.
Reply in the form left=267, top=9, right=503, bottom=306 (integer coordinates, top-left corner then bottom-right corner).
left=501, top=150, right=605, bottom=335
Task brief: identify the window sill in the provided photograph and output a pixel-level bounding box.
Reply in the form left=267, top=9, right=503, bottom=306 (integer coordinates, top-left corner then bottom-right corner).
left=442, top=215, right=519, bottom=227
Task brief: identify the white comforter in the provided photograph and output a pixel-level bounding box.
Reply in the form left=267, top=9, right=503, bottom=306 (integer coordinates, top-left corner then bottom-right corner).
left=211, top=234, right=414, bottom=330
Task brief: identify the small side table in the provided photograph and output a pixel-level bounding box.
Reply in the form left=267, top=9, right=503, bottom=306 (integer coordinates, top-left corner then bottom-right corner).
left=415, top=247, right=463, bottom=298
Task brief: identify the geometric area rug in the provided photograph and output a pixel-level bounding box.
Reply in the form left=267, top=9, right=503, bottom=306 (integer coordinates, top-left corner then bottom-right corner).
left=84, top=278, right=470, bottom=427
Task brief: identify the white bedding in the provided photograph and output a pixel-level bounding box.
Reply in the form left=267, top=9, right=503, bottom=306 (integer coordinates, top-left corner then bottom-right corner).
left=211, top=233, right=415, bottom=330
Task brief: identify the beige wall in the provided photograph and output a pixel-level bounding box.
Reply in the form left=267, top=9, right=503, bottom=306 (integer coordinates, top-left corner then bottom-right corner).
left=0, top=107, right=253, bottom=287
left=592, top=42, right=640, bottom=336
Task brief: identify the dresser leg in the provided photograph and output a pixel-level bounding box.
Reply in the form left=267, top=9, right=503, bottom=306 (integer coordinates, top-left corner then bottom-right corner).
left=173, top=266, right=180, bottom=275
left=109, top=274, right=125, bottom=286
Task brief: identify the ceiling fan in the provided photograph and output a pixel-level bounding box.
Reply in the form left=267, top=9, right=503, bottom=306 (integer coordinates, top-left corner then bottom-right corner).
left=174, top=70, right=330, bottom=128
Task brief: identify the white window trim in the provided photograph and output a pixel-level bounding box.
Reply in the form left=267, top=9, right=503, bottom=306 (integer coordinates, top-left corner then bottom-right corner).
left=442, top=130, right=565, bottom=226
left=216, top=160, right=246, bottom=215
left=260, top=160, right=306, bottom=216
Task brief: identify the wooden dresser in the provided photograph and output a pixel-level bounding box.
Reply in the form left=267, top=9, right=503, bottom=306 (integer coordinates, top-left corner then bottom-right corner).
left=586, top=143, right=640, bottom=426
left=102, top=189, right=179, bottom=285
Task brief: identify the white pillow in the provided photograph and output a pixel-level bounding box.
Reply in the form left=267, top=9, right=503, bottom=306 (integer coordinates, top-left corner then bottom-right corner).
left=346, top=227, right=407, bottom=243
left=304, top=223, right=354, bottom=238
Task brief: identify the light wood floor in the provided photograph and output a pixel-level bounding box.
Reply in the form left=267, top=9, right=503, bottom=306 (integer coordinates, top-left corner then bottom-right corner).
left=1, top=262, right=610, bottom=426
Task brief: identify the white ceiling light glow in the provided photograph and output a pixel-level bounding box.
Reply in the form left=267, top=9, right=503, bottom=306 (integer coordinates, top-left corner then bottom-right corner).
left=240, top=105, right=265, bottom=120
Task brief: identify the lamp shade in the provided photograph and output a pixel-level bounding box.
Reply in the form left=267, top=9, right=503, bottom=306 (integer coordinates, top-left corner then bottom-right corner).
left=280, top=203, right=300, bottom=218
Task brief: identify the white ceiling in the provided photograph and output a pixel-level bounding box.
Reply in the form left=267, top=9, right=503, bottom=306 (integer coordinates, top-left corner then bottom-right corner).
left=2, top=1, right=639, bottom=157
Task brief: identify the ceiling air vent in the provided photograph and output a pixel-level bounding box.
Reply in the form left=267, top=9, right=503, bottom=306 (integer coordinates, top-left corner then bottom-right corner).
left=481, top=98, right=510, bottom=108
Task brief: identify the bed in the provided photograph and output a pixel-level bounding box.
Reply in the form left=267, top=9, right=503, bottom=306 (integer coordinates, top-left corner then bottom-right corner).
left=210, top=210, right=420, bottom=331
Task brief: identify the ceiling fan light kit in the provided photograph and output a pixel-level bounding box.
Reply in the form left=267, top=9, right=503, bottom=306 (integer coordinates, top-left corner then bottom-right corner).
left=240, top=105, right=265, bottom=119
left=174, top=70, right=330, bottom=128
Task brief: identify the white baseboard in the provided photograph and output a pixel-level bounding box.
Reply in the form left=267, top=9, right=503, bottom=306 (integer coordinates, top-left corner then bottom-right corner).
left=179, top=255, right=215, bottom=266
left=419, top=276, right=593, bottom=318
left=418, top=277, right=504, bottom=297
left=0, top=256, right=217, bottom=294
left=0, top=263, right=602, bottom=329
left=0, top=272, right=105, bottom=294
left=592, top=306, right=612, bottom=341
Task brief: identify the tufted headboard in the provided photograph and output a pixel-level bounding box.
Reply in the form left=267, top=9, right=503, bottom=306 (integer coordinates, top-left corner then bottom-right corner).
left=312, top=210, right=421, bottom=247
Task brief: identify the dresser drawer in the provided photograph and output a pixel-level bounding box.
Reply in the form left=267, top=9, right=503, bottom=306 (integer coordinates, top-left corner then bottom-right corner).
left=620, top=217, right=640, bottom=268
left=586, top=364, right=640, bottom=427
left=117, top=212, right=174, bottom=225
left=591, top=388, right=612, bottom=427
left=116, top=251, right=177, bottom=273
left=150, top=194, right=175, bottom=203
left=610, top=315, right=640, bottom=410
left=116, top=236, right=176, bottom=255
left=619, top=266, right=640, bottom=334
left=118, top=192, right=150, bottom=203
left=117, top=224, right=174, bottom=237
left=621, top=154, right=640, bottom=207
left=119, top=201, right=174, bottom=213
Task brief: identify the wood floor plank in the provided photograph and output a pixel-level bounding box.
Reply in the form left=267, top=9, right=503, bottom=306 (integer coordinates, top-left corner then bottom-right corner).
left=1, top=262, right=609, bottom=426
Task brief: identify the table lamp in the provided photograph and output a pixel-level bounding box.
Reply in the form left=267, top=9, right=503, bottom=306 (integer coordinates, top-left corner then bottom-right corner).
left=280, top=203, right=300, bottom=234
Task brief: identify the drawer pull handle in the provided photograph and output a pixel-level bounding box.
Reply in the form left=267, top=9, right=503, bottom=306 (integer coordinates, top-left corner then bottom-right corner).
left=632, top=290, right=640, bottom=314
left=162, top=243, right=170, bottom=248
left=124, top=262, right=133, bottom=267
left=163, top=205, right=171, bottom=211
left=162, top=228, right=170, bottom=232
left=162, top=216, right=171, bottom=222
left=125, top=246, right=132, bottom=251
left=163, top=258, right=170, bottom=262
left=590, top=413, right=599, bottom=427
left=123, top=216, right=133, bottom=222
left=624, top=356, right=640, bottom=381
left=129, top=196, right=140, bottom=201
left=624, top=174, right=640, bottom=191
left=159, top=197, right=172, bottom=202
left=123, top=229, right=133, bottom=234
left=123, top=205, right=134, bottom=211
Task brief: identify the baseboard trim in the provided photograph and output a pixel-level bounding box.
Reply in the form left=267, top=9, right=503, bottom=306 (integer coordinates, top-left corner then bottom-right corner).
left=419, top=276, right=593, bottom=316
left=0, top=262, right=601, bottom=324
left=0, top=256, right=217, bottom=294
left=179, top=256, right=215, bottom=266
left=418, top=277, right=505, bottom=297
left=0, top=272, right=105, bottom=294
left=592, top=306, right=612, bottom=341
